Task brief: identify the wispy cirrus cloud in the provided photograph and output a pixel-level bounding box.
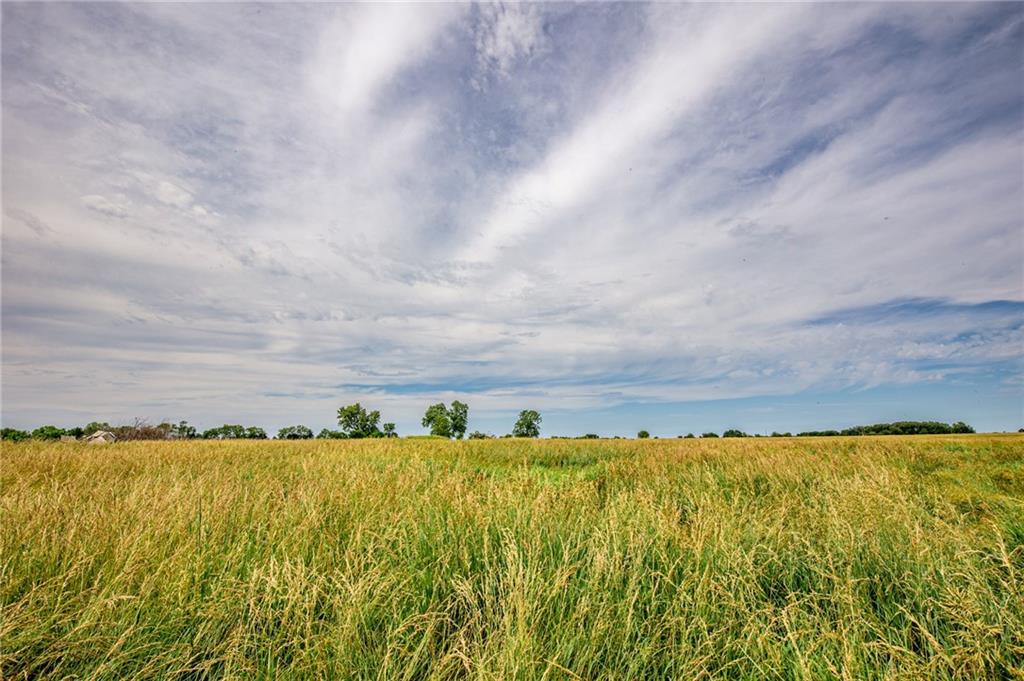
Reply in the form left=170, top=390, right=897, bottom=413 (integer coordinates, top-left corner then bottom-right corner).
left=2, top=2, right=1021, bottom=433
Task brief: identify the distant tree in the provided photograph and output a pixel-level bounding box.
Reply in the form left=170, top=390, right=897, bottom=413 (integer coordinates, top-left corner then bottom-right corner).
left=203, top=425, right=237, bottom=439
left=422, top=403, right=453, bottom=438
left=770, top=431, right=792, bottom=437
left=172, top=421, right=197, bottom=439
left=467, top=430, right=490, bottom=439
left=223, top=425, right=246, bottom=439
left=337, top=403, right=382, bottom=439
left=701, top=432, right=719, bottom=438
left=684, top=433, right=696, bottom=439
left=110, top=419, right=173, bottom=441
left=449, top=401, right=469, bottom=439
left=381, top=423, right=398, bottom=438
left=277, top=425, right=313, bottom=440
left=317, top=428, right=347, bottom=439
left=794, top=421, right=976, bottom=437
left=1019, top=428, right=1024, bottom=433
left=723, top=429, right=748, bottom=438
left=65, top=426, right=85, bottom=438
left=421, top=401, right=469, bottom=439
left=31, top=425, right=65, bottom=440
left=2, top=428, right=30, bottom=442
left=512, top=410, right=542, bottom=438
left=637, top=430, right=650, bottom=439
left=579, top=433, right=599, bottom=439
left=202, top=424, right=264, bottom=440
left=83, top=422, right=112, bottom=436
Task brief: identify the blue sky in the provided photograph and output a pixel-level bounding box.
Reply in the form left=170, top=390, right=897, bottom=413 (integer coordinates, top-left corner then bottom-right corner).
left=2, top=3, right=1022, bottom=436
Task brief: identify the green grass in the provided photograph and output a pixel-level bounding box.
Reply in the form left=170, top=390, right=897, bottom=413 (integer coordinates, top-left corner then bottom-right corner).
left=2, top=435, right=1022, bottom=679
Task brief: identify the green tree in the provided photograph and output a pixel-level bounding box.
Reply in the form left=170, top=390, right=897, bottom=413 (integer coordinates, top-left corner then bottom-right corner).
left=701, top=432, right=719, bottom=438
left=31, top=425, right=65, bottom=440
left=172, top=421, right=197, bottom=439
left=337, top=403, right=382, bottom=438
left=381, top=423, right=397, bottom=438
left=512, top=410, right=542, bottom=438
left=83, top=422, right=111, bottom=436
left=201, top=424, right=254, bottom=439
left=420, top=401, right=469, bottom=439
left=449, top=400, right=469, bottom=439
left=2, top=428, right=30, bottom=442
left=422, top=403, right=453, bottom=438
left=277, top=425, right=313, bottom=440
left=723, top=429, right=748, bottom=438
left=637, top=430, right=650, bottom=439
left=317, top=428, right=347, bottom=439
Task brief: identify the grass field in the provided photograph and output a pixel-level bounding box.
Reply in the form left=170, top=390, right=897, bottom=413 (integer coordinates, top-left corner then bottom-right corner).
left=2, top=435, right=1022, bottom=680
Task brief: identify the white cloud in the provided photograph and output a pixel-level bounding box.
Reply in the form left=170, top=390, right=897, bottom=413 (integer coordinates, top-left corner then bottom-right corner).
left=475, top=2, right=545, bottom=79
left=459, top=4, right=807, bottom=263
left=153, top=181, right=192, bottom=208
left=2, top=3, right=1021, bottom=432
left=308, top=4, right=464, bottom=119
left=80, top=194, right=131, bottom=219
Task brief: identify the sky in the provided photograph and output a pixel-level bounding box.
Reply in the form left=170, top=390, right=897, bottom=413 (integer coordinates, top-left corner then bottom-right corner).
left=2, top=2, right=1022, bottom=437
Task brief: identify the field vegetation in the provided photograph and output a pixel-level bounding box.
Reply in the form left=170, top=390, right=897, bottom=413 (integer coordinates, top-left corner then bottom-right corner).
left=2, top=435, right=1022, bottom=679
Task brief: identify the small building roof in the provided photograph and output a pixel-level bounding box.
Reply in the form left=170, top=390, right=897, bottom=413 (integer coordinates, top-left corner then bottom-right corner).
left=86, top=430, right=117, bottom=443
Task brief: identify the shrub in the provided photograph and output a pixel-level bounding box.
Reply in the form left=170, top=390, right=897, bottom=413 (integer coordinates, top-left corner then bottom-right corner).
left=278, top=425, right=314, bottom=440
left=202, top=424, right=266, bottom=440
left=31, top=425, right=65, bottom=440
left=637, top=430, right=650, bottom=439
left=2, top=428, right=30, bottom=442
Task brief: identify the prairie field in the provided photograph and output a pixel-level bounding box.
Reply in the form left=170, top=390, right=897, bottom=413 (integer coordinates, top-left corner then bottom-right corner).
left=2, top=435, right=1022, bottom=680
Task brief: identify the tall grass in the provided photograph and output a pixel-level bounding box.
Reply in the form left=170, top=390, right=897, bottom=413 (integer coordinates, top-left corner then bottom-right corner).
left=2, top=435, right=1022, bottom=679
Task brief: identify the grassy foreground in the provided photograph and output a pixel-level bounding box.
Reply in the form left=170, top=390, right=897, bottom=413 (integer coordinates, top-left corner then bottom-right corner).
left=2, top=436, right=1022, bottom=680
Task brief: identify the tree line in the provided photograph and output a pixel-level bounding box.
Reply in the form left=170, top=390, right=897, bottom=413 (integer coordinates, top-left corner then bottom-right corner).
left=659, top=421, right=976, bottom=438
left=1, top=414, right=989, bottom=443
left=0, top=403, right=545, bottom=442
